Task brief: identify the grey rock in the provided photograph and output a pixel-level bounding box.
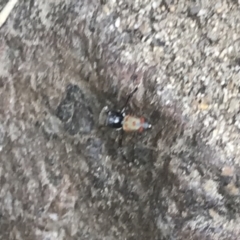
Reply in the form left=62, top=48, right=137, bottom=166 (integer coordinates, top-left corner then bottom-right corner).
left=0, top=0, right=240, bottom=239
left=188, top=5, right=201, bottom=16
left=56, top=84, right=94, bottom=135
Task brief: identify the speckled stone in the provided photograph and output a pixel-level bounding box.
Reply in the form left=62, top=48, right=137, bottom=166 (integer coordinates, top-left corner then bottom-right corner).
left=0, top=0, right=240, bottom=239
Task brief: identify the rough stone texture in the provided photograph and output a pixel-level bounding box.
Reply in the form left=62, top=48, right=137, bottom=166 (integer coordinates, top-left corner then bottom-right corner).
left=0, top=0, right=240, bottom=239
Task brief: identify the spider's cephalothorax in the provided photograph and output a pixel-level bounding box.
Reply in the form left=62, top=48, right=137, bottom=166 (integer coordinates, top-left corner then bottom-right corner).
left=105, top=108, right=125, bottom=130
left=99, top=87, right=152, bottom=132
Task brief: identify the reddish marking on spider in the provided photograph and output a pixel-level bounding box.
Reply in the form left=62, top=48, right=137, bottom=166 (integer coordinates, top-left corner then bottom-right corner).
left=138, top=117, right=145, bottom=132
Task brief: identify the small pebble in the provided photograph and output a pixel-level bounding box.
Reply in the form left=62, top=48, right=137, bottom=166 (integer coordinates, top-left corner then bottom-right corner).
left=115, top=17, right=121, bottom=28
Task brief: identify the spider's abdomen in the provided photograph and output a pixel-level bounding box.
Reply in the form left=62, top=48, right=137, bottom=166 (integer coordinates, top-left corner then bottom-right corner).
left=123, top=116, right=151, bottom=132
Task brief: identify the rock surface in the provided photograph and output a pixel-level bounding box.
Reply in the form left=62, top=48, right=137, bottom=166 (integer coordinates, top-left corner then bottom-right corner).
left=0, top=0, right=240, bottom=239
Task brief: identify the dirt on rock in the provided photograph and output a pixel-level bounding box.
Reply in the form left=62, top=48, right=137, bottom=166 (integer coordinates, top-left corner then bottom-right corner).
left=0, top=0, right=240, bottom=240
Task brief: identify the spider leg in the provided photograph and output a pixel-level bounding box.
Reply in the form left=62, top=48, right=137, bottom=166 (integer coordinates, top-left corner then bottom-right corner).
left=117, top=129, right=124, bottom=148
left=121, top=87, right=138, bottom=113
